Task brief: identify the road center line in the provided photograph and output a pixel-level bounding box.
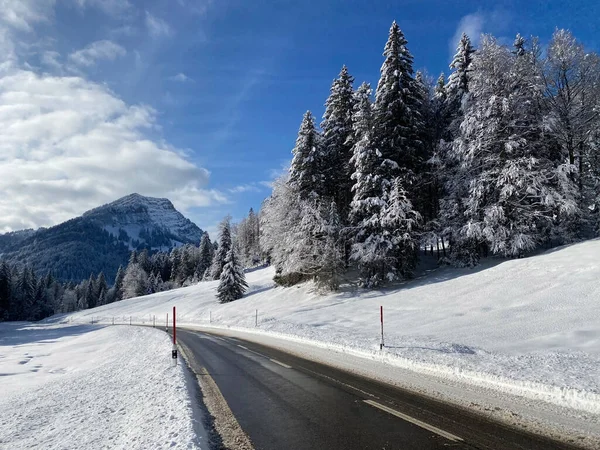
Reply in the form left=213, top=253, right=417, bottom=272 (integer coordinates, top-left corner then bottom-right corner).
left=237, top=344, right=268, bottom=358
left=235, top=344, right=292, bottom=368
left=363, top=399, right=463, bottom=443
left=269, top=358, right=292, bottom=369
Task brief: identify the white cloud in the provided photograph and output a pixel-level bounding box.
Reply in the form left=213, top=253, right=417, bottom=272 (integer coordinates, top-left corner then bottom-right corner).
left=450, top=13, right=485, bottom=55
left=169, top=73, right=193, bottom=82
left=71, top=0, right=132, bottom=17
left=228, top=182, right=271, bottom=194
left=68, top=40, right=126, bottom=67
left=450, top=9, right=513, bottom=58
left=41, top=51, right=62, bottom=71
left=0, top=0, right=55, bottom=33
left=0, top=66, right=226, bottom=232
left=145, top=11, right=172, bottom=38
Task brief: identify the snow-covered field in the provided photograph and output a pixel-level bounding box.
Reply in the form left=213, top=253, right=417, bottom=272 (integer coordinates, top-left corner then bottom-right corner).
left=60, top=240, right=600, bottom=442
left=0, top=323, right=203, bottom=450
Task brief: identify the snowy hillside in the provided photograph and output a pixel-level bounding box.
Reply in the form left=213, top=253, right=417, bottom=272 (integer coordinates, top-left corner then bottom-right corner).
left=84, top=193, right=203, bottom=249
left=61, top=240, right=600, bottom=418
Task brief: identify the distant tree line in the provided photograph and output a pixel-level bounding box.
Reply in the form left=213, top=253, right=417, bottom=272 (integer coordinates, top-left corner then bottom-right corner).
left=0, top=208, right=260, bottom=321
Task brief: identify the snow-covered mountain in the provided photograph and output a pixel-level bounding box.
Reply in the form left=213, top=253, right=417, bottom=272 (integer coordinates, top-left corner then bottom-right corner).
left=0, top=194, right=203, bottom=283
left=83, top=193, right=203, bottom=250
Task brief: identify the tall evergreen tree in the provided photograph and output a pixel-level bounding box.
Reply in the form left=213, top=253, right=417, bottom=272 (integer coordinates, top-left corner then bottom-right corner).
left=197, top=232, right=213, bottom=279
left=210, top=216, right=233, bottom=280
left=85, top=274, right=97, bottom=309
left=216, top=247, right=248, bottom=303
left=289, top=111, right=324, bottom=199
left=447, top=33, right=476, bottom=105
left=321, top=65, right=356, bottom=217
left=374, top=21, right=423, bottom=176
left=112, top=265, right=125, bottom=302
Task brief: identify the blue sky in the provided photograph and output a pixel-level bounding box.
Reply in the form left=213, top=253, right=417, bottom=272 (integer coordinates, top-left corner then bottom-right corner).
left=0, top=0, right=598, bottom=237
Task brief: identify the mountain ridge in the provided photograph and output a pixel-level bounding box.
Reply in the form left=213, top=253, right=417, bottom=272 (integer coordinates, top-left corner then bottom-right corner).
left=0, top=193, right=203, bottom=283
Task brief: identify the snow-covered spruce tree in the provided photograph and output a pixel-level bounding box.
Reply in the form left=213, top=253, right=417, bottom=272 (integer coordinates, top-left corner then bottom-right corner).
left=110, top=265, right=125, bottom=302
left=85, top=274, right=97, bottom=309
left=446, top=33, right=476, bottom=111
left=289, top=111, right=324, bottom=199
left=321, top=65, right=355, bottom=218
left=374, top=21, right=424, bottom=178
left=95, top=272, right=107, bottom=303
left=450, top=35, right=576, bottom=259
left=380, top=177, right=421, bottom=279
left=197, top=232, right=213, bottom=280
left=216, top=246, right=248, bottom=303
left=209, top=216, right=232, bottom=280
left=348, top=82, right=389, bottom=286
left=437, top=33, right=477, bottom=262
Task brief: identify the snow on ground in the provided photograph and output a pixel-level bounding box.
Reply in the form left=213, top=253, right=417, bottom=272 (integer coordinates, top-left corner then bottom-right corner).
left=0, top=322, right=203, bottom=450
left=61, top=240, right=600, bottom=441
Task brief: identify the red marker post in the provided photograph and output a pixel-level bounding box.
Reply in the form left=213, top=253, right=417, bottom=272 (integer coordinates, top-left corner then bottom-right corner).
left=380, top=306, right=385, bottom=350
left=172, top=306, right=178, bottom=365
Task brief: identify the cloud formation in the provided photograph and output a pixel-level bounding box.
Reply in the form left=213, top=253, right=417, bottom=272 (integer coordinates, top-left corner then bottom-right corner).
left=450, top=13, right=485, bottom=55
left=0, top=1, right=224, bottom=232
left=0, top=67, right=225, bottom=231
left=69, top=40, right=126, bottom=67
left=169, top=73, right=193, bottom=82
left=145, top=11, right=172, bottom=38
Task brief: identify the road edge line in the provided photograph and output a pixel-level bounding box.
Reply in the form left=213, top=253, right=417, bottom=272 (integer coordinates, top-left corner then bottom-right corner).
left=363, top=399, right=463, bottom=442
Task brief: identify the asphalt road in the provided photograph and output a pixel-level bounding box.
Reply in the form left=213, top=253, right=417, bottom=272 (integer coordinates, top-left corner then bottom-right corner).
left=176, top=328, right=582, bottom=450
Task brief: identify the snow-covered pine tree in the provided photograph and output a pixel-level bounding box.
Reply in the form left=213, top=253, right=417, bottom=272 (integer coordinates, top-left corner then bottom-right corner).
left=216, top=246, right=248, bottom=303
left=111, top=265, right=125, bottom=302
left=321, top=65, right=356, bottom=218
left=374, top=21, right=423, bottom=177
left=380, top=177, right=421, bottom=279
left=289, top=111, right=324, bottom=199
left=450, top=35, right=576, bottom=259
left=438, top=33, right=478, bottom=262
left=446, top=33, right=476, bottom=112
left=209, top=216, right=232, bottom=280
left=197, top=232, right=213, bottom=279
left=95, top=272, right=107, bottom=303
left=85, top=274, right=97, bottom=309
left=348, top=82, right=389, bottom=286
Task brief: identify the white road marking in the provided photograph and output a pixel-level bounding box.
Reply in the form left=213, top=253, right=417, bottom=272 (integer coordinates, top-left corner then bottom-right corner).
left=363, top=399, right=463, bottom=443
left=235, top=344, right=291, bottom=368
left=237, top=345, right=268, bottom=358
left=269, top=358, right=292, bottom=369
